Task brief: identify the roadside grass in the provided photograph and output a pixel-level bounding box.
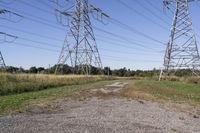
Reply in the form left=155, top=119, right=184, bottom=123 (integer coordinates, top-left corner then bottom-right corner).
left=121, top=80, right=200, bottom=104
left=0, top=80, right=115, bottom=115
left=0, top=73, right=115, bottom=95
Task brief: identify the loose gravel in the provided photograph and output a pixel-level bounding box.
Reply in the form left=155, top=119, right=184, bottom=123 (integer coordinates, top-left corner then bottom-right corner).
left=0, top=98, right=200, bottom=133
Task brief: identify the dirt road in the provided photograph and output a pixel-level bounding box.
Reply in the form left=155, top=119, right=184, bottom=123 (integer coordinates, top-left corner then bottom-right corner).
left=0, top=82, right=200, bottom=133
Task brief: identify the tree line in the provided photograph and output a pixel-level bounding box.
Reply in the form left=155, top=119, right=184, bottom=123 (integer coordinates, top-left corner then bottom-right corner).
left=0, top=65, right=195, bottom=77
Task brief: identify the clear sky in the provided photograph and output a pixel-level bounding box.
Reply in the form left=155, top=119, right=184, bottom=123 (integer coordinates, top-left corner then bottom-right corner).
left=0, top=0, right=200, bottom=70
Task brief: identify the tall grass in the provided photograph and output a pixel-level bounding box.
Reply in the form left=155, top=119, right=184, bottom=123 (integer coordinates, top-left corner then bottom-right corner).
left=161, top=76, right=200, bottom=84
left=0, top=73, right=113, bottom=95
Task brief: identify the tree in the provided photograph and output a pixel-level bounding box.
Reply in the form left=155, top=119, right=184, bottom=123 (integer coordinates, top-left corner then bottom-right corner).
left=91, top=66, right=101, bottom=75
left=113, top=67, right=127, bottom=77
left=37, top=67, right=45, bottom=73
left=103, top=67, right=112, bottom=76
left=6, top=66, right=19, bottom=73
left=29, top=67, right=38, bottom=73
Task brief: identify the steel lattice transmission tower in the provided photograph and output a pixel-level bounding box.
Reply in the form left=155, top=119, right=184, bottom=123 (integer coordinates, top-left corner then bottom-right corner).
left=160, top=0, right=200, bottom=79
left=0, top=9, right=21, bottom=70
left=0, top=32, right=17, bottom=70
left=52, top=0, right=109, bottom=75
left=0, top=51, right=6, bottom=69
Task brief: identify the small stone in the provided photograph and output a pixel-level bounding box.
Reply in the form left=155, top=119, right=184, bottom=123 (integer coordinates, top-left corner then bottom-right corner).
left=193, top=114, right=199, bottom=119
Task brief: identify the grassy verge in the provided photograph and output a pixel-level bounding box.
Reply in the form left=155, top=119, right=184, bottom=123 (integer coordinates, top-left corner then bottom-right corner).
left=121, top=80, right=200, bottom=104
left=0, top=73, right=115, bottom=95
left=0, top=80, right=115, bottom=115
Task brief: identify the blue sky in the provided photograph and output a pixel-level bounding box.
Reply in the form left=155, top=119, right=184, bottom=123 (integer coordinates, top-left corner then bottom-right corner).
left=0, top=0, right=200, bottom=70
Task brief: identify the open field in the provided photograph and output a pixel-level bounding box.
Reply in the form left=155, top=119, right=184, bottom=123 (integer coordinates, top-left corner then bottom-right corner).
left=1, top=76, right=200, bottom=115
left=0, top=79, right=200, bottom=133
left=0, top=76, right=200, bottom=132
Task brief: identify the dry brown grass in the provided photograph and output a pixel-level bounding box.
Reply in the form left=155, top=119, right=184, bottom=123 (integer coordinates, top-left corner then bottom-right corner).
left=119, top=83, right=157, bottom=101
left=0, top=73, right=114, bottom=95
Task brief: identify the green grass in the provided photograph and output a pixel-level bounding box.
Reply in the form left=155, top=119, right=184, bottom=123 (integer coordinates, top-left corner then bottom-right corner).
left=122, top=80, right=200, bottom=104
left=0, top=80, right=114, bottom=115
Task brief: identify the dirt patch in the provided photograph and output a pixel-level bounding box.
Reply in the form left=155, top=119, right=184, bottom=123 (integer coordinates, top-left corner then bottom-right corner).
left=75, top=82, right=128, bottom=99
left=92, top=82, right=128, bottom=94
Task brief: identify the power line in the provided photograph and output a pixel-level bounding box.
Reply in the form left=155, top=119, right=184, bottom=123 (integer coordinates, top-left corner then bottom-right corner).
left=135, top=0, right=170, bottom=25
left=102, top=54, right=160, bottom=61
left=7, top=41, right=60, bottom=53
left=144, top=0, right=171, bottom=20
left=6, top=41, right=160, bottom=63
left=2, top=1, right=166, bottom=51
left=96, top=38, right=162, bottom=53
left=0, top=3, right=60, bottom=27
left=0, top=3, right=64, bottom=31
left=99, top=47, right=161, bottom=56
left=2, top=27, right=162, bottom=56
left=117, top=0, right=168, bottom=31
left=0, top=20, right=162, bottom=54
left=92, top=2, right=167, bottom=45
left=6, top=30, right=163, bottom=55
left=109, top=18, right=166, bottom=45
left=17, top=0, right=54, bottom=15
left=0, top=25, right=63, bottom=42
left=12, top=39, right=162, bottom=57
left=1, top=0, right=168, bottom=65
left=102, top=56, right=161, bottom=63
left=97, top=38, right=145, bottom=50
left=1, top=0, right=193, bottom=69
left=18, top=36, right=61, bottom=48
left=92, top=1, right=168, bottom=47
left=1, top=3, right=164, bottom=52
left=36, top=0, right=55, bottom=10
left=93, top=26, right=162, bottom=52
left=95, top=33, right=159, bottom=46
left=0, top=24, right=161, bottom=53
left=144, top=0, right=164, bottom=13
